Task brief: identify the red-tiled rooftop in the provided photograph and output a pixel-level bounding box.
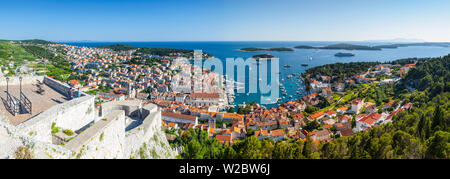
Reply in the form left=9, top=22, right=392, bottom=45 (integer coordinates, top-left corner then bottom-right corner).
left=189, top=93, right=219, bottom=99
left=270, top=129, right=284, bottom=136
left=310, top=111, right=324, bottom=119
left=161, top=111, right=197, bottom=121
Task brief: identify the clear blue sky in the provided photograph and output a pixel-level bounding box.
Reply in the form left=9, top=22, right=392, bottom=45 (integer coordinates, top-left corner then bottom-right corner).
left=1, top=0, right=449, bottom=42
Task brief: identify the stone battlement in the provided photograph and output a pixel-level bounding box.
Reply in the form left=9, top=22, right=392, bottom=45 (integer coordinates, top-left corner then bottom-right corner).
left=0, top=76, right=173, bottom=159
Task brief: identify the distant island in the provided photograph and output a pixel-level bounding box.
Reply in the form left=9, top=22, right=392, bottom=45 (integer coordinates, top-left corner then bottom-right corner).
left=295, top=43, right=381, bottom=50
left=252, top=54, right=275, bottom=59
left=294, top=42, right=450, bottom=51
left=239, top=47, right=294, bottom=52
left=335, top=52, right=355, bottom=57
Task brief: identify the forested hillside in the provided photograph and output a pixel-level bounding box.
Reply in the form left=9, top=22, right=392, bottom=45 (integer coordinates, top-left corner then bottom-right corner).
left=402, top=56, right=449, bottom=96
left=303, top=62, right=380, bottom=82
left=21, top=45, right=55, bottom=59
left=97, top=44, right=137, bottom=51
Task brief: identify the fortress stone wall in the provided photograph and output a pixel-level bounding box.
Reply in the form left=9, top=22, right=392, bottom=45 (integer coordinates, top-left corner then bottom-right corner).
left=66, top=110, right=126, bottom=159
left=100, top=100, right=175, bottom=159
left=0, top=76, right=174, bottom=159
left=15, top=95, right=96, bottom=143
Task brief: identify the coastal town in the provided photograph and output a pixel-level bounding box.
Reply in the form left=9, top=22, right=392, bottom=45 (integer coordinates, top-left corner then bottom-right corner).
left=1, top=41, right=420, bottom=148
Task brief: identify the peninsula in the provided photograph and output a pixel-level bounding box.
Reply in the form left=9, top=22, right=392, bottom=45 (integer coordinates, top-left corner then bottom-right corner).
left=98, top=44, right=213, bottom=58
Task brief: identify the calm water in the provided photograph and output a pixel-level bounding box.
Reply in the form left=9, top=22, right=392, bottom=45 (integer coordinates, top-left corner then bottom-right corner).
left=60, top=41, right=450, bottom=108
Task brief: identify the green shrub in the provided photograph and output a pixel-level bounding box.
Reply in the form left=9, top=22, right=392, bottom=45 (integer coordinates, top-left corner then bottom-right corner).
left=99, top=132, right=104, bottom=141
left=63, top=129, right=74, bottom=136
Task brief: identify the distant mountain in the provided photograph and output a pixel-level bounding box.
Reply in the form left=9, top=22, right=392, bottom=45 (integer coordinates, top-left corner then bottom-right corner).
left=364, top=38, right=426, bottom=43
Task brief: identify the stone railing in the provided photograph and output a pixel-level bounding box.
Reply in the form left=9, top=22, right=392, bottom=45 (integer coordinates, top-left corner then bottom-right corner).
left=43, top=76, right=85, bottom=98
left=0, top=76, right=44, bottom=86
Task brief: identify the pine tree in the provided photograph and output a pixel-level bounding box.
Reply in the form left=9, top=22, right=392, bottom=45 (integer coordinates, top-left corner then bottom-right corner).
left=431, top=106, right=444, bottom=131
left=302, top=138, right=313, bottom=158
left=417, top=114, right=427, bottom=140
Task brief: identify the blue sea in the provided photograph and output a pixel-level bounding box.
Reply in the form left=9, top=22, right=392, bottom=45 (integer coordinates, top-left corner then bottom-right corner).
left=60, top=41, right=450, bottom=108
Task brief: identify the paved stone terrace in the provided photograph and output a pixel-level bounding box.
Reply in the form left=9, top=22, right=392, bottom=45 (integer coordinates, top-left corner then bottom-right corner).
left=0, top=83, right=69, bottom=126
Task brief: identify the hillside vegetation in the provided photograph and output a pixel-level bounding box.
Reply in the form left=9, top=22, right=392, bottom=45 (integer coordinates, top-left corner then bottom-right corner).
left=0, top=41, right=36, bottom=75
left=97, top=44, right=137, bottom=51
left=21, top=44, right=72, bottom=81
left=97, top=43, right=212, bottom=58
left=303, top=62, right=380, bottom=82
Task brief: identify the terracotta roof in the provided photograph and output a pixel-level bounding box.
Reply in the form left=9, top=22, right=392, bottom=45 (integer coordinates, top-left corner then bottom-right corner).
left=221, top=129, right=231, bottom=134
left=68, top=80, right=81, bottom=86
left=384, top=100, right=395, bottom=107
left=168, top=123, right=177, bottom=127
left=255, top=129, right=269, bottom=137
left=222, top=113, right=244, bottom=119
left=293, top=113, right=304, bottom=120
left=326, top=110, right=337, bottom=115
left=216, top=135, right=232, bottom=145
left=311, top=129, right=331, bottom=137
left=270, top=129, right=284, bottom=136
left=310, top=111, right=325, bottom=119
left=161, top=111, right=197, bottom=121
left=338, top=115, right=351, bottom=122
left=340, top=128, right=354, bottom=136
left=360, top=113, right=382, bottom=125
left=256, top=120, right=277, bottom=127
left=189, top=93, right=220, bottom=98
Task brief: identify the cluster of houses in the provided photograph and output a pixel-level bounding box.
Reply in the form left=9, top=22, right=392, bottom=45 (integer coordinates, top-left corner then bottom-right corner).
left=53, top=44, right=230, bottom=111
left=159, top=62, right=416, bottom=145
